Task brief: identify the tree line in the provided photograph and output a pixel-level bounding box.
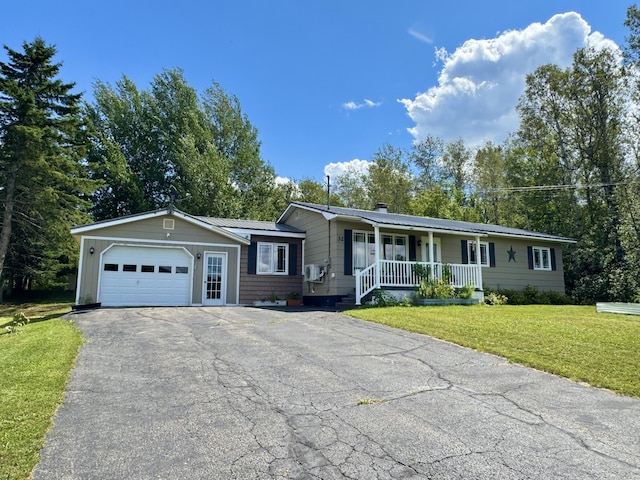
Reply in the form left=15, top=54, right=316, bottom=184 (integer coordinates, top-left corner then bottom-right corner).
left=2, top=5, right=640, bottom=302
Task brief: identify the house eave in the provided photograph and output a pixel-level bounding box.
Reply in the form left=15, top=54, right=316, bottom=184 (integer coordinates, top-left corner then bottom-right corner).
left=70, top=208, right=250, bottom=245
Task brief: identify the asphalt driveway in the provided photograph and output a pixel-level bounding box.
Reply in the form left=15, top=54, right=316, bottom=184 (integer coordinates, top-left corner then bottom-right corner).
left=34, top=307, right=640, bottom=479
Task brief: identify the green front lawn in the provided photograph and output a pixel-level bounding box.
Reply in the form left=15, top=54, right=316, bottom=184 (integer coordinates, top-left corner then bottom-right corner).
left=0, top=300, right=82, bottom=480
left=348, top=305, right=640, bottom=398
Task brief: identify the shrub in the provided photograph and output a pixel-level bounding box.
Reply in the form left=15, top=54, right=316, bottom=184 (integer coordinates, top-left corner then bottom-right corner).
left=457, top=284, right=474, bottom=299
left=372, top=289, right=399, bottom=306
left=484, top=292, right=509, bottom=305
left=417, top=279, right=455, bottom=299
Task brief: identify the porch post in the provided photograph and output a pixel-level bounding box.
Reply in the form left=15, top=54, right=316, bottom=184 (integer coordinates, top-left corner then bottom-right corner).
left=475, top=235, right=483, bottom=289
left=428, top=231, right=434, bottom=281
left=374, top=225, right=380, bottom=287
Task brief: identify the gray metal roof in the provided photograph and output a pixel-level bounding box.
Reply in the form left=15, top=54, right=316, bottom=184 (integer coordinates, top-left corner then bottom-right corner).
left=198, top=216, right=305, bottom=234
left=289, top=202, right=574, bottom=243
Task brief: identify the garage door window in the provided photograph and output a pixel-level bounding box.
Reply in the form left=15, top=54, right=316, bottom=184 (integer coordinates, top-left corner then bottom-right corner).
left=176, top=266, right=189, bottom=274
left=141, top=265, right=154, bottom=272
left=159, top=266, right=172, bottom=273
left=104, top=263, right=118, bottom=271
left=123, top=264, right=137, bottom=272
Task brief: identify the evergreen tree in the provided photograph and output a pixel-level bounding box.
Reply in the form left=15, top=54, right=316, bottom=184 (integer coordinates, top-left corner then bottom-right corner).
left=0, top=37, right=92, bottom=300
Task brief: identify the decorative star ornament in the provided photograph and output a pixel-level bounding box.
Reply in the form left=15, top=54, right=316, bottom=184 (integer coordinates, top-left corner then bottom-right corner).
left=507, top=246, right=516, bottom=262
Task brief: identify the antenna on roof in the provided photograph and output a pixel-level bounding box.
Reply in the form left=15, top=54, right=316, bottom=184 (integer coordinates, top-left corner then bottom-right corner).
left=326, top=175, right=331, bottom=210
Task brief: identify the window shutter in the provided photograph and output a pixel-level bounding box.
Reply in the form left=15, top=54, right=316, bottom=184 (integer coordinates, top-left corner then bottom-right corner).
left=248, top=242, right=257, bottom=274
left=550, top=247, right=557, bottom=271
left=527, top=246, right=534, bottom=270
left=489, top=242, right=496, bottom=268
left=409, top=235, right=416, bottom=261
left=461, top=240, right=468, bottom=264
left=289, top=244, right=298, bottom=275
left=344, top=229, right=353, bottom=276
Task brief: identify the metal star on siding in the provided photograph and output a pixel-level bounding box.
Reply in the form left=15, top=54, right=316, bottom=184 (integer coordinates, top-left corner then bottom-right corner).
left=507, top=246, right=516, bottom=262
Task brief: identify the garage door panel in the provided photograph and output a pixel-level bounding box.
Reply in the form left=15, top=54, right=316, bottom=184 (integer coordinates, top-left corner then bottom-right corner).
left=99, top=246, right=192, bottom=307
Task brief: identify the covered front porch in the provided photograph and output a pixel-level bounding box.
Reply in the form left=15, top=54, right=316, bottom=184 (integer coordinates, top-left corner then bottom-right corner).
left=353, top=229, right=486, bottom=305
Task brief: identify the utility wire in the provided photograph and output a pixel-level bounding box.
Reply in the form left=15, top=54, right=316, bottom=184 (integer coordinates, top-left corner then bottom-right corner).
left=488, top=181, right=630, bottom=193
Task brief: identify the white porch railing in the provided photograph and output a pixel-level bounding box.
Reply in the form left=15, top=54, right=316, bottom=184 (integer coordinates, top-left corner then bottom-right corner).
left=355, top=261, right=482, bottom=305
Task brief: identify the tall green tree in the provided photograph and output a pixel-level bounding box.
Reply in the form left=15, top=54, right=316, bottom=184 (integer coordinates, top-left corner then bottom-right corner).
left=515, top=45, right=633, bottom=302
left=366, top=144, right=413, bottom=213
left=0, top=37, right=92, bottom=299
left=410, top=134, right=444, bottom=190
left=86, top=69, right=277, bottom=220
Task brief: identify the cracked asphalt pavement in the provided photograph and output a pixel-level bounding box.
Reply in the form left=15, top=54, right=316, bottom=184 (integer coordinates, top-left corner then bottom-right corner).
left=34, top=307, right=640, bottom=479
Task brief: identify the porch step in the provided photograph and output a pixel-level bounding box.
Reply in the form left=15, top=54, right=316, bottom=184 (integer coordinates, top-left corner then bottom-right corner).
left=335, top=291, right=359, bottom=311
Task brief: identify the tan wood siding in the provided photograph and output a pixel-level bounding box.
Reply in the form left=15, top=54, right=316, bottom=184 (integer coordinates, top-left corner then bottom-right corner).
left=76, top=214, right=245, bottom=305
left=281, top=211, right=333, bottom=298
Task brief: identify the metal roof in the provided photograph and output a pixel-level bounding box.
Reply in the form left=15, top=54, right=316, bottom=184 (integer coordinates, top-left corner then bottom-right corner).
left=287, top=202, right=575, bottom=243
left=198, top=216, right=305, bottom=234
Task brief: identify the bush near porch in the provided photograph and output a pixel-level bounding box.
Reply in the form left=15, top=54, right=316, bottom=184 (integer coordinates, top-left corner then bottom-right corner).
left=348, top=305, right=640, bottom=398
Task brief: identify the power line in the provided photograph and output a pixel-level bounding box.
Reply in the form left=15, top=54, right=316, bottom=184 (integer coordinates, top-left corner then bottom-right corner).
left=489, top=181, right=630, bottom=193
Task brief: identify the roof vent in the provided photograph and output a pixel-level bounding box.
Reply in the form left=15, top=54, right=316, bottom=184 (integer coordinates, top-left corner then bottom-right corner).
left=374, top=203, right=388, bottom=213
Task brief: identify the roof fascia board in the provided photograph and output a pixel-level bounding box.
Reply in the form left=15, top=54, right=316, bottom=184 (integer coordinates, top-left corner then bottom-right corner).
left=70, top=209, right=170, bottom=234
left=486, top=231, right=576, bottom=243
left=71, top=208, right=250, bottom=245
left=361, top=220, right=487, bottom=237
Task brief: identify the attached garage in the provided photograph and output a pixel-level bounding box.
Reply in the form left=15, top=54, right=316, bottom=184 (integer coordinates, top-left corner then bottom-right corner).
left=71, top=209, right=249, bottom=307
left=99, top=245, right=192, bottom=307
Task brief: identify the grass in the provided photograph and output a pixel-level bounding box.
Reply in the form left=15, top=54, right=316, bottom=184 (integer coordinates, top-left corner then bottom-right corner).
left=348, top=305, right=640, bottom=398
left=0, top=294, right=82, bottom=480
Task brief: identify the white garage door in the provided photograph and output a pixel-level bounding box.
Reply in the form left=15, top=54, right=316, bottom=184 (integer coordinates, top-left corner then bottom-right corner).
left=99, top=245, right=192, bottom=307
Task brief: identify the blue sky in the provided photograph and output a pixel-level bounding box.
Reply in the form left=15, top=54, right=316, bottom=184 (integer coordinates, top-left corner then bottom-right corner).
left=2, top=1, right=632, bottom=183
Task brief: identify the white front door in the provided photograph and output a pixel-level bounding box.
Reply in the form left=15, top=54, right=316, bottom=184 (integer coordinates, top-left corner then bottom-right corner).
left=202, top=253, right=226, bottom=306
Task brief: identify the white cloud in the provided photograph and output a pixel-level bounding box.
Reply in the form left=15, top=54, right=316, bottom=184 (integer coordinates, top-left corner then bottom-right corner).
left=409, top=28, right=433, bottom=44
left=324, top=159, right=372, bottom=179
left=343, top=99, right=382, bottom=110
left=275, top=175, right=292, bottom=185
left=399, top=12, right=621, bottom=148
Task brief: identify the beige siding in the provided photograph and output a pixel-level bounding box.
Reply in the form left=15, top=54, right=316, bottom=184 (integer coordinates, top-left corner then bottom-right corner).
left=282, top=210, right=335, bottom=298
left=283, top=207, right=567, bottom=298
left=238, top=235, right=304, bottom=304
left=76, top=214, right=244, bottom=305
left=482, top=238, right=565, bottom=292
left=440, top=236, right=565, bottom=292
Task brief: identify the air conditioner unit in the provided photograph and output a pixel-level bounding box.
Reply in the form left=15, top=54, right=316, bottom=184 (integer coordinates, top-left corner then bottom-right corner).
left=304, top=264, right=321, bottom=282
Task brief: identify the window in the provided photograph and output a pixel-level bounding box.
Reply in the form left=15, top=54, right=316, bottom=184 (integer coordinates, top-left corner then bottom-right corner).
left=159, top=266, right=172, bottom=273
left=352, top=231, right=375, bottom=274
left=123, top=264, right=137, bottom=272
left=141, top=265, right=155, bottom=273
left=468, top=241, right=489, bottom=266
left=257, top=242, right=288, bottom=275
left=533, top=246, right=551, bottom=271
left=176, top=266, right=189, bottom=274
left=104, top=263, right=118, bottom=271
left=382, top=234, right=408, bottom=261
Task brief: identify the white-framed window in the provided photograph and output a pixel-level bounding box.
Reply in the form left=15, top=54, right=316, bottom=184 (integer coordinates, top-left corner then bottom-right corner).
left=382, top=234, right=408, bottom=261
left=257, top=242, right=288, bottom=275
left=533, top=246, right=551, bottom=271
left=468, top=241, right=489, bottom=266
left=353, top=231, right=376, bottom=274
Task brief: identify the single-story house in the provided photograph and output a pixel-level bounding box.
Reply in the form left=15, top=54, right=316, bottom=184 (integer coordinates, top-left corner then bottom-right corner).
left=71, top=202, right=574, bottom=307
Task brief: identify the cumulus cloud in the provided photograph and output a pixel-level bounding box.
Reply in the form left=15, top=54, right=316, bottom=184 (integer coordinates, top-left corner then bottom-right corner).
left=324, top=159, right=372, bottom=179
left=399, top=12, right=621, bottom=148
left=343, top=99, right=382, bottom=110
